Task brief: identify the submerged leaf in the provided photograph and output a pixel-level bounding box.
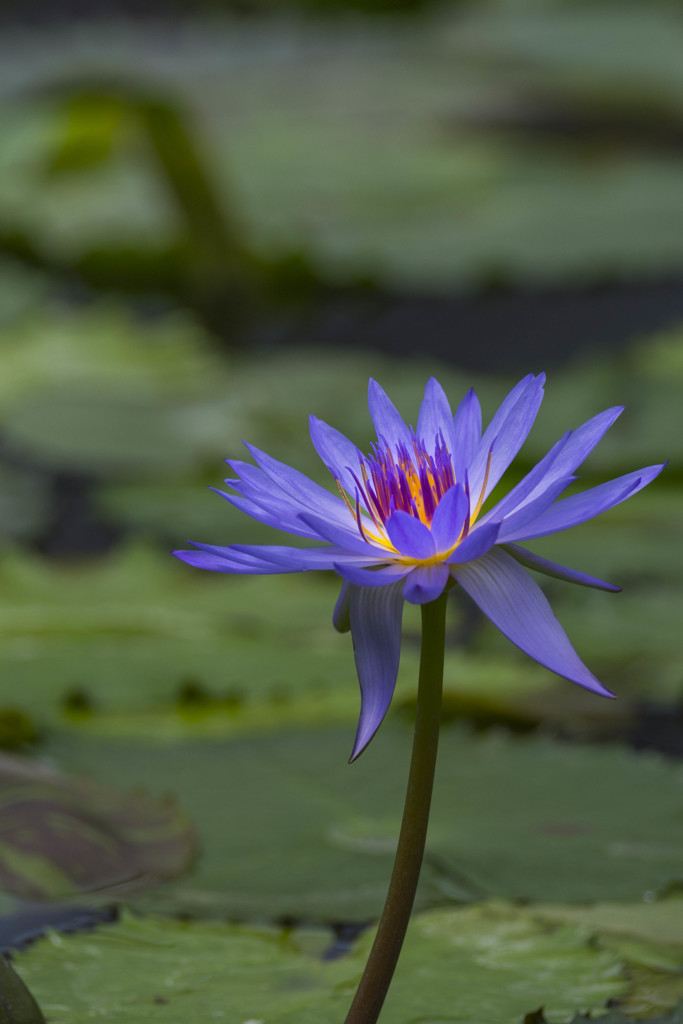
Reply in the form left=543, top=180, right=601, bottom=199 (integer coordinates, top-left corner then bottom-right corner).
left=0, top=752, right=196, bottom=903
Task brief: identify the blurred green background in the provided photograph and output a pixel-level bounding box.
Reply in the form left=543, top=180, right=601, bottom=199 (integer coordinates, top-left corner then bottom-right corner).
left=1, top=1, right=683, bottom=1020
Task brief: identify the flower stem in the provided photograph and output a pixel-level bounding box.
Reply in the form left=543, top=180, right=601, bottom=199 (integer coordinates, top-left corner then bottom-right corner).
left=344, top=591, right=448, bottom=1024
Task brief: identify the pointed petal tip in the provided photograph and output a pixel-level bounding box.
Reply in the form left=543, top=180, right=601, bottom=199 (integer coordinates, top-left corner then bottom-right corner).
left=347, top=580, right=404, bottom=766
left=595, top=682, right=616, bottom=699
left=452, top=547, right=617, bottom=700
left=348, top=719, right=382, bottom=762
left=425, top=374, right=444, bottom=393
left=501, top=543, right=622, bottom=593
left=348, top=739, right=366, bottom=764
left=346, top=720, right=383, bottom=764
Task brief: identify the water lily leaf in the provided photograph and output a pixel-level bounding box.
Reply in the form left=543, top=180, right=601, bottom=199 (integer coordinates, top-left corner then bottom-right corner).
left=0, top=304, right=224, bottom=415
left=3, top=388, right=207, bottom=477
left=531, top=900, right=683, bottom=1019
left=0, top=751, right=196, bottom=903
left=527, top=1007, right=683, bottom=1024
left=0, top=304, right=230, bottom=476
left=5, top=12, right=683, bottom=289
left=0, top=544, right=413, bottom=729
left=44, top=726, right=683, bottom=921
left=0, top=544, right=554, bottom=739
left=533, top=897, right=683, bottom=950
left=11, top=903, right=627, bottom=1024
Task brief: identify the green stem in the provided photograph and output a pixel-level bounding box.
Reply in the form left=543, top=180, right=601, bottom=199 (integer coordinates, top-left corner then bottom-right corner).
left=344, top=591, right=448, bottom=1024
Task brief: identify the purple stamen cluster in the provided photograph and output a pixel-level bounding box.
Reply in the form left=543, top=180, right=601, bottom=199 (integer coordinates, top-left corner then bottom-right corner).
left=347, top=430, right=456, bottom=542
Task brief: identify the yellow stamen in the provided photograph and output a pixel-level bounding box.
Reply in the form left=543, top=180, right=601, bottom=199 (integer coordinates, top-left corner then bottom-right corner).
left=335, top=479, right=357, bottom=519
left=336, top=479, right=397, bottom=553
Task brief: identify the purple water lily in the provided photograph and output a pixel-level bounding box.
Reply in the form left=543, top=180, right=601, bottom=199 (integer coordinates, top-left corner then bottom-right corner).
left=174, top=374, right=664, bottom=760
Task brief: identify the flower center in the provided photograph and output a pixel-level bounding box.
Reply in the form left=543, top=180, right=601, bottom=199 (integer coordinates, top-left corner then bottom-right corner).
left=336, top=431, right=492, bottom=559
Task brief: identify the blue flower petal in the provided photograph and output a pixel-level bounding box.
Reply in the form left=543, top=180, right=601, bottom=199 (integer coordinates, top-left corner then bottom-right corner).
left=547, top=406, right=624, bottom=475
left=451, top=547, right=613, bottom=697
left=494, top=475, right=577, bottom=542
left=452, top=388, right=481, bottom=471
left=334, top=561, right=412, bottom=587
left=309, top=416, right=362, bottom=494
left=348, top=580, right=405, bottom=761
left=368, top=379, right=412, bottom=451
left=430, top=484, right=469, bottom=553
left=480, top=433, right=572, bottom=525
left=299, top=511, right=383, bottom=554
left=223, top=460, right=308, bottom=516
left=504, top=463, right=666, bottom=541
left=232, top=544, right=382, bottom=571
left=469, top=374, right=545, bottom=502
left=385, top=510, right=436, bottom=559
left=213, top=488, right=321, bottom=539
left=244, top=442, right=355, bottom=526
left=486, top=406, right=624, bottom=526
left=226, top=459, right=332, bottom=525
left=417, top=377, right=456, bottom=454
left=173, top=548, right=293, bottom=574
left=502, top=544, right=620, bottom=592
left=224, top=456, right=350, bottom=536
left=403, top=563, right=450, bottom=604
left=446, top=521, right=499, bottom=564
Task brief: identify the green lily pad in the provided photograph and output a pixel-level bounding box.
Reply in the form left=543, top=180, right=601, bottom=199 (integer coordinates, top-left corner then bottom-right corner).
left=3, top=387, right=210, bottom=477
left=529, top=1008, right=683, bottom=1024
left=0, top=543, right=557, bottom=740
left=532, top=899, right=683, bottom=1019
left=6, top=11, right=683, bottom=289
left=0, top=304, right=225, bottom=414
left=11, top=903, right=628, bottom=1023
left=43, top=726, right=683, bottom=921
left=0, top=750, right=196, bottom=903
left=0, top=303, right=230, bottom=476
left=533, top=898, right=683, bottom=950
